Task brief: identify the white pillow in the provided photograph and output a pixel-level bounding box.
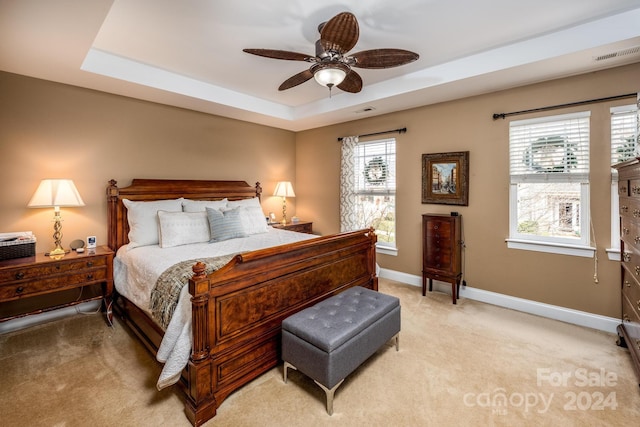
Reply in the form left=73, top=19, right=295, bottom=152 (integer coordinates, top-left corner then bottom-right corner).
left=206, top=207, right=248, bottom=242
left=227, top=198, right=268, bottom=235
left=123, top=198, right=183, bottom=249
left=182, top=199, right=228, bottom=212
left=238, top=206, right=269, bottom=235
left=157, top=210, right=210, bottom=248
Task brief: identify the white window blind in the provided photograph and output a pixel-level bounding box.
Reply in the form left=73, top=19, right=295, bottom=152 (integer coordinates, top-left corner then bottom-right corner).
left=510, top=111, right=590, bottom=183
left=354, top=139, right=396, bottom=194
left=610, top=105, right=638, bottom=165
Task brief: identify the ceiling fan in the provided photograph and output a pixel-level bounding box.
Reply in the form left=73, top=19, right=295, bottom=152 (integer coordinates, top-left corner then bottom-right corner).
left=243, top=12, right=419, bottom=94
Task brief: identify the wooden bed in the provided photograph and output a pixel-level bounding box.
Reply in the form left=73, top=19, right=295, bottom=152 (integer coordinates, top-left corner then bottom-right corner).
left=106, top=178, right=378, bottom=426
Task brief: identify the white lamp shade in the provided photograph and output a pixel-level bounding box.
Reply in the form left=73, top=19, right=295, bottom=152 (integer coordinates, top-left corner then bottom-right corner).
left=28, top=179, right=85, bottom=208
left=273, top=181, right=295, bottom=198
left=313, top=67, right=347, bottom=87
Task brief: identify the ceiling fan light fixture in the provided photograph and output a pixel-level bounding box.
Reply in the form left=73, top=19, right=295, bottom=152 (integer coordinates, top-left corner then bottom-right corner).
left=312, top=63, right=348, bottom=88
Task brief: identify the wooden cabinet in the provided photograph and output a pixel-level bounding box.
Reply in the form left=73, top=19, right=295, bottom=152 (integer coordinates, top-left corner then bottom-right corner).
left=0, top=246, right=114, bottom=325
left=422, top=214, right=463, bottom=304
left=613, top=159, right=640, bottom=386
left=271, top=221, right=313, bottom=234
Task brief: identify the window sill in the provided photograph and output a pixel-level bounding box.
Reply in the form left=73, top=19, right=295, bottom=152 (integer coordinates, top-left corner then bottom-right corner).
left=376, top=245, right=397, bottom=256
left=506, top=238, right=595, bottom=258
left=606, top=247, right=620, bottom=262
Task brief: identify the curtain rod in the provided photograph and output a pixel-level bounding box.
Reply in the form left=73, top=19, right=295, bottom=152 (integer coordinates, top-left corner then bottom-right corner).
left=492, top=93, right=636, bottom=120
left=337, top=127, right=407, bottom=141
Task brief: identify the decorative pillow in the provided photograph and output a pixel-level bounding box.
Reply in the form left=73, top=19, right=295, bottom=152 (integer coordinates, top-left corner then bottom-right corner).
left=123, top=198, right=184, bottom=249
left=157, top=210, right=210, bottom=248
left=182, top=199, right=228, bottom=212
left=206, top=207, right=248, bottom=242
left=227, top=198, right=268, bottom=235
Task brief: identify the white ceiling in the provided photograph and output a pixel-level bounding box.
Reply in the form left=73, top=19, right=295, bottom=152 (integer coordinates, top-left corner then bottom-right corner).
left=1, top=0, right=640, bottom=131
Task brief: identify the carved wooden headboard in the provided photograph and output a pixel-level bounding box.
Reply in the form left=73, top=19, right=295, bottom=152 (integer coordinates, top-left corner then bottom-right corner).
left=106, top=179, right=262, bottom=252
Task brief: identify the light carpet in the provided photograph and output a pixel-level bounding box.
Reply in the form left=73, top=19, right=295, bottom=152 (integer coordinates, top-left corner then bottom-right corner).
left=1, top=279, right=639, bottom=426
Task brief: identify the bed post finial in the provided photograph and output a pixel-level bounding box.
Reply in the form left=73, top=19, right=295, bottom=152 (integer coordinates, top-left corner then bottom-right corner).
left=255, top=182, right=262, bottom=200
left=192, top=261, right=207, bottom=280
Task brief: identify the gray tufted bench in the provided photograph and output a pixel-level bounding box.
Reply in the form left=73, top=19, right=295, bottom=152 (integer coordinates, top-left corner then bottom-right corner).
left=282, top=286, right=400, bottom=415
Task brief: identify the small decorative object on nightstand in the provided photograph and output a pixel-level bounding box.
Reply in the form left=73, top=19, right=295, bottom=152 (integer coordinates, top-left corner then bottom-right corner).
left=0, top=246, right=115, bottom=325
left=272, top=221, right=313, bottom=234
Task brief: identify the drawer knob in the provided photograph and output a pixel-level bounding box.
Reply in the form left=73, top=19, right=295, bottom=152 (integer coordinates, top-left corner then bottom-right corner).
left=623, top=252, right=632, bottom=262
left=86, top=261, right=94, bottom=267
left=635, top=236, right=640, bottom=244
left=635, top=265, right=640, bottom=276
left=15, top=272, right=24, bottom=280
left=623, top=227, right=630, bottom=235
left=623, top=313, right=630, bottom=322
left=621, top=205, right=629, bottom=212
left=16, top=286, right=24, bottom=294
left=87, top=274, right=94, bottom=280
left=637, top=300, right=640, bottom=311
left=625, top=280, right=631, bottom=288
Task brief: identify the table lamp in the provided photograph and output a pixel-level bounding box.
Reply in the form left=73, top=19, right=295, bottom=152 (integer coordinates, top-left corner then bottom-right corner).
left=273, top=181, right=295, bottom=225
left=28, top=179, right=85, bottom=257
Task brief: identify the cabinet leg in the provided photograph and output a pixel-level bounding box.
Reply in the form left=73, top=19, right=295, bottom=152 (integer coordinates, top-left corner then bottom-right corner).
left=422, top=275, right=426, bottom=296
left=428, top=278, right=433, bottom=292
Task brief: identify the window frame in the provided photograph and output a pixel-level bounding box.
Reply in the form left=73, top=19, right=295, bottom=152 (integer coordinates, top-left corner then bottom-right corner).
left=506, top=111, right=594, bottom=257
left=352, top=138, right=397, bottom=254
left=609, top=104, right=639, bottom=260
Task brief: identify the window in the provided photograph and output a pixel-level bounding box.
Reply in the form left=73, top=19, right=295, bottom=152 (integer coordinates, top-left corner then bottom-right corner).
left=507, top=111, right=593, bottom=257
left=340, top=137, right=396, bottom=254
left=609, top=104, right=638, bottom=258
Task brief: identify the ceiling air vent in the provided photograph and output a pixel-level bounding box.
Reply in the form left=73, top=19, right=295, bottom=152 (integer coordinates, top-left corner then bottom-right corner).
left=594, top=46, right=640, bottom=62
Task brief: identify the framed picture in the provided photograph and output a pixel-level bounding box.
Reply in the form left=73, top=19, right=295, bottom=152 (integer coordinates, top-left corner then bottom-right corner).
left=422, top=151, right=469, bottom=206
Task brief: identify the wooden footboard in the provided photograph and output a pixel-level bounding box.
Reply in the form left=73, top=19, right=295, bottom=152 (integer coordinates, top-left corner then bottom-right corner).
left=107, top=179, right=377, bottom=426
left=185, top=228, right=377, bottom=425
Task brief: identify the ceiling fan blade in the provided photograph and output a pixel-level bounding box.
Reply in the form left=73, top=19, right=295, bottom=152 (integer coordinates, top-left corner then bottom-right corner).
left=320, top=12, right=359, bottom=54
left=278, top=69, right=314, bottom=91
left=243, top=49, right=312, bottom=61
left=350, top=49, right=419, bottom=69
left=337, top=70, right=363, bottom=93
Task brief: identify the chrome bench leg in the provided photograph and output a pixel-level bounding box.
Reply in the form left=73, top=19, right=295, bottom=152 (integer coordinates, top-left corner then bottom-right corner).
left=283, top=361, right=297, bottom=383
left=314, top=379, right=344, bottom=415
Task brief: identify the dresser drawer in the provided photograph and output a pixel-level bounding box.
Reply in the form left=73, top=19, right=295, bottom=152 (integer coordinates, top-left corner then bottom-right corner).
left=621, top=295, right=640, bottom=351
left=424, top=219, right=452, bottom=237
left=619, top=197, right=640, bottom=222
left=0, top=257, right=106, bottom=283
left=619, top=180, right=630, bottom=197
left=622, top=267, right=640, bottom=313
left=630, top=179, right=640, bottom=197
left=424, top=236, right=453, bottom=269
left=0, top=268, right=107, bottom=301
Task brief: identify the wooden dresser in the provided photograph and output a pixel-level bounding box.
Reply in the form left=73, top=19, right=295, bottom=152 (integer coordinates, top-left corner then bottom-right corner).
left=422, top=214, right=463, bottom=304
left=613, top=159, right=640, bottom=385
left=0, top=246, right=114, bottom=325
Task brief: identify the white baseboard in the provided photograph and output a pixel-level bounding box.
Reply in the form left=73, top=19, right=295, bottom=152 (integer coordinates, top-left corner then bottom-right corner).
left=378, top=268, right=620, bottom=334
left=0, top=301, right=102, bottom=335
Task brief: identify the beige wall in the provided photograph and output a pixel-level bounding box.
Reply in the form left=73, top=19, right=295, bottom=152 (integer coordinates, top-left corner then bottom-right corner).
left=2, top=63, right=638, bottom=319
left=0, top=71, right=296, bottom=254
left=296, top=62, right=640, bottom=318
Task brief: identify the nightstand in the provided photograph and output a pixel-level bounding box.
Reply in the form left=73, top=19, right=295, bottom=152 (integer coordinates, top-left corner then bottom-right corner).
left=271, top=221, right=313, bottom=234
left=0, top=246, right=114, bottom=325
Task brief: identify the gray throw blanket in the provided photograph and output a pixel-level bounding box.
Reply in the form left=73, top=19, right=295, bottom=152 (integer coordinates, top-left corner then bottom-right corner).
left=150, top=255, right=235, bottom=329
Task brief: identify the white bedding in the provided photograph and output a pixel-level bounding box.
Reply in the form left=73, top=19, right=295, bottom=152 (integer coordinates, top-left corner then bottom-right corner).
left=113, top=227, right=317, bottom=389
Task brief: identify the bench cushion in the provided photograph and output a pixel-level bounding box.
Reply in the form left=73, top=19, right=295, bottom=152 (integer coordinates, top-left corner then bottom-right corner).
left=282, top=286, right=399, bottom=353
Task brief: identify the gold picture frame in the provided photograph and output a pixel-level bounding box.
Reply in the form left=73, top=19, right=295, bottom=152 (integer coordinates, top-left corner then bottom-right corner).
left=422, top=151, right=469, bottom=205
